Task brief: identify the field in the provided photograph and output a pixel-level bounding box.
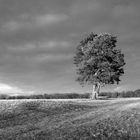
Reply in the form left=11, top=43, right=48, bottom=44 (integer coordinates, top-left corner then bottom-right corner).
left=0, top=98, right=140, bottom=140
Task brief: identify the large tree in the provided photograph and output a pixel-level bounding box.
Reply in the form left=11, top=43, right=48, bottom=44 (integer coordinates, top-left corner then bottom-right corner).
left=74, top=33, right=125, bottom=99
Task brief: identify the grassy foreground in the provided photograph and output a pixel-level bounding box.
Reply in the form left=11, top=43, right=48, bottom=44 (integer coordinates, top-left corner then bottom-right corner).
left=0, top=98, right=140, bottom=140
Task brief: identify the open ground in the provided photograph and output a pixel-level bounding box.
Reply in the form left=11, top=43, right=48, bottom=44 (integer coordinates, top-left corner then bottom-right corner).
left=0, top=98, right=140, bottom=140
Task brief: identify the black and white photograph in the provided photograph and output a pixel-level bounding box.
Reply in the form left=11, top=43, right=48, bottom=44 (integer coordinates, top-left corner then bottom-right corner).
left=0, top=0, right=140, bottom=139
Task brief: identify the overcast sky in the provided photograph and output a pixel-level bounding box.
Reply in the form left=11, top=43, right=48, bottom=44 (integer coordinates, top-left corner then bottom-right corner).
left=0, top=0, right=140, bottom=94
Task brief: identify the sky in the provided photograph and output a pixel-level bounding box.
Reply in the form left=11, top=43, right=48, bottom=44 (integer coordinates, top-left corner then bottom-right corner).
left=0, top=0, right=140, bottom=95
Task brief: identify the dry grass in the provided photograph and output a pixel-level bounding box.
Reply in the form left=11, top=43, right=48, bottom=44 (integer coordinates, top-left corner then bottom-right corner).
left=0, top=98, right=140, bottom=140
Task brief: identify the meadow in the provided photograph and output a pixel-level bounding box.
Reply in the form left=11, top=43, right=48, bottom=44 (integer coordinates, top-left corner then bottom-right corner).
left=0, top=98, right=140, bottom=139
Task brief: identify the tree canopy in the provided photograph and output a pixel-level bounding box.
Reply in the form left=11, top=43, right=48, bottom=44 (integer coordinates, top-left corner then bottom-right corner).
left=74, top=32, right=125, bottom=87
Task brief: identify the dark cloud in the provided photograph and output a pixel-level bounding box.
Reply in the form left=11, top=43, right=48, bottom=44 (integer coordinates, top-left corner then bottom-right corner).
left=0, top=0, right=140, bottom=94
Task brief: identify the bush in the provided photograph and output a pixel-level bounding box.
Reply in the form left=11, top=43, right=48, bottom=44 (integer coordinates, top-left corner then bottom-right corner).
left=0, top=93, right=91, bottom=100
left=99, top=90, right=140, bottom=98
left=0, top=94, right=9, bottom=99
left=1, top=89, right=140, bottom=100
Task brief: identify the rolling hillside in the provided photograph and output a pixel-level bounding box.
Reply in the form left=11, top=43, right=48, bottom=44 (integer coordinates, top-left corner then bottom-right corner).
left=0, top=98, right=140, bottom=140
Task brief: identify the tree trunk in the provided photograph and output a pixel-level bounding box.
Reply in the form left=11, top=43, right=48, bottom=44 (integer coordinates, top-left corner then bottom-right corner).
left=91, top=83, right=100, bottom=100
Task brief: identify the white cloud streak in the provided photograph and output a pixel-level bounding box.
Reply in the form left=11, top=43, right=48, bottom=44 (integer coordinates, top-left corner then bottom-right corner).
left=0, top=83, right=23, bottom=93
left=2, top=14, right=68, bottom=32
left=114, top=85, right=129, bottom=92
left=6, top=40, right=71, bottom=53
left=34, top=54, right=73, bottom=62
left=0, top=83, right=35, bottom=95
left=35, top=14, right=68, bottom=26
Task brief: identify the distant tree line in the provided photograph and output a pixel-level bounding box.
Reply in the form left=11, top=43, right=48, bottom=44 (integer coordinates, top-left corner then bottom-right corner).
left=0, top=93, right=90, bottom=99
left=100, top=89, right=140, bottom=98
left=0, top=90, right=140, bottom=99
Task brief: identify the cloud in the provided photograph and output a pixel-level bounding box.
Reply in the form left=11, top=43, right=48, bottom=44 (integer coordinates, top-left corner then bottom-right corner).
left=2, top=21, right=22, bottom=32
left=35, top=14, right=68, bottom=26
left=70, top=0, right=102, bottom=15
left=113, top=85, right=131, bottom=92
left=44, top=41, right=70, bottom=48
left=5, top=40, right=72, bottom=57
left=7, top=43, right=36, bottom=52
left=34, top=54, right=73, bottom=63
left=112, top=4, right=140, bottom=20
left=2, top=14, right=68, bottom=33
left=0, top=83, right=32, bottom=94
left=0, top=0, right=140, bottom=93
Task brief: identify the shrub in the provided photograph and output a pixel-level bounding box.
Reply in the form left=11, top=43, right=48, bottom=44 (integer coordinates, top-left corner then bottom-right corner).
left=0, top=94, right=9, bottom=99
left=1, top=89, right=140, bottom=100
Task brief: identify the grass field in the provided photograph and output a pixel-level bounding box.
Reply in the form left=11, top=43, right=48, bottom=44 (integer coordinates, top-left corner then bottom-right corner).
left=0, top=98, right=140, bottom=140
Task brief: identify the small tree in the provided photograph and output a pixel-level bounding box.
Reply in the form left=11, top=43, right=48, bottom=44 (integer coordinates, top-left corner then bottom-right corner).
left=74, top=33, right=125, bottom=99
